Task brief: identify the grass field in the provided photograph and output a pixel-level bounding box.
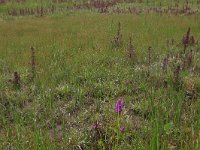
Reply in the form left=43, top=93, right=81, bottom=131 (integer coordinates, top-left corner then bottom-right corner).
left=0, top=0, right=200, bottom=150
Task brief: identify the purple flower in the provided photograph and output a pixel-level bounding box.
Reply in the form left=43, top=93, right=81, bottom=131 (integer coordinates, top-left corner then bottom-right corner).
left=91, top=122, right=101, bottom=130
left=120, top=127, right=125, bottom=133
left=115, top=99, right=124, bottom=113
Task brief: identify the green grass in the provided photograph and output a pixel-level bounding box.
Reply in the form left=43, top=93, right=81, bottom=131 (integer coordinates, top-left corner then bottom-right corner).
left=0, top=3, right=200, bottom=150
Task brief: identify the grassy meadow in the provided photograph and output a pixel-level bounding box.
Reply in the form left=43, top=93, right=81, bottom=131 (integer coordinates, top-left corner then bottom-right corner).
left=0, top=0, right=200, bottom=150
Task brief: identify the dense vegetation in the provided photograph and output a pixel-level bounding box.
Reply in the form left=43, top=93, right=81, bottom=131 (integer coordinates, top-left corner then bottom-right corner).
left=0, top=0, right=200, bottom=149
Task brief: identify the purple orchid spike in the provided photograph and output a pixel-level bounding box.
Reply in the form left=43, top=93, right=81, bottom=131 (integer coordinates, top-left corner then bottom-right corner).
left=115, top=99, right=124, bottom=113
left=92, top=121, right=101, bottom=130
left=120, top=127, right=125, bottom=133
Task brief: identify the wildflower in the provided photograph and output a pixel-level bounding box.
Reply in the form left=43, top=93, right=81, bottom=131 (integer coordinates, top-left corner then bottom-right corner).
left=91, top=122, right=101, bottom=130
left=120, top=127, right=125, bottom=133
left=115, top=99, right=124, bottom=113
